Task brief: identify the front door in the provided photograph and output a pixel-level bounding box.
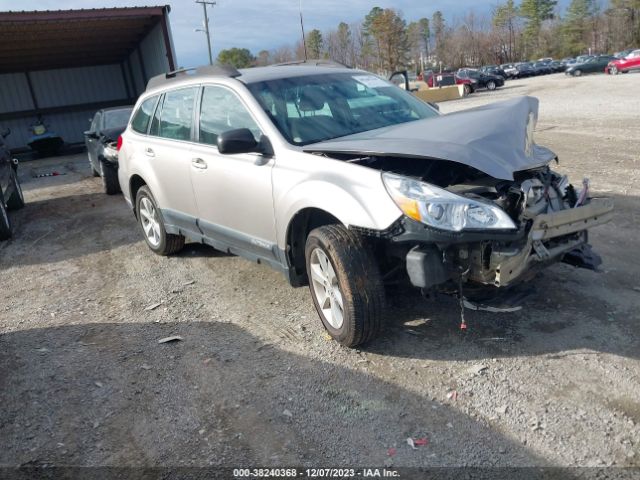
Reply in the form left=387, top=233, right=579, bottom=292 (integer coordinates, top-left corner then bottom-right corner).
left=189, top=84, right=277, bottom=262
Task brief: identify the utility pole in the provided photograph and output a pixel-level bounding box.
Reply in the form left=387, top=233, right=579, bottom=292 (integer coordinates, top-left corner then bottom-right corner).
left=299, top=0, right=308, bottom=60
left=196, top=0, right=216, bottom=65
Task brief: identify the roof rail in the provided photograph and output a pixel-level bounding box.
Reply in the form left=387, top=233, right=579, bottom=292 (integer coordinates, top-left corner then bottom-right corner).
left=146, top=64, right=241, bottom=90
left=273, top=59, right=351, bottom=69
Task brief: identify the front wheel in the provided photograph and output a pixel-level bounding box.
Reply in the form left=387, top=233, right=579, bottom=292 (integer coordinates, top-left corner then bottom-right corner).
left=135, top=186, right=184, bottom=255
left=6, top=169, right=25, bottom=210
left=486, top=80, right=497, bottom=91
left=610, top=66, right=618, bottom=75
left=573, top=69, right=582, bottom=77
left=305, top=225, right=385, bottom=347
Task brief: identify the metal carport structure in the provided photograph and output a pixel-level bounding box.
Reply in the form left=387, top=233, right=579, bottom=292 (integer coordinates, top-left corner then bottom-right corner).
left=0, top=6, right=177, bottom=152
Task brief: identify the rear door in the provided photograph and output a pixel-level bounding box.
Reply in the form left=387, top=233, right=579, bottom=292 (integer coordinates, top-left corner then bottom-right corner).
left=189, top=84, right=277, bottom=262
left=143, top=87, right=200, bottom=236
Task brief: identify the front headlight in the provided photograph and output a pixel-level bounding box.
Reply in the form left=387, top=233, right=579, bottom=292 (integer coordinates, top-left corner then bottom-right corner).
left=382, top=172, right=517, bottom=232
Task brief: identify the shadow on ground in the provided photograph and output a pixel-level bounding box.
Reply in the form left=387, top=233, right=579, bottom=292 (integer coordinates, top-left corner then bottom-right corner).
left=0, top=321, right=555, bottom=471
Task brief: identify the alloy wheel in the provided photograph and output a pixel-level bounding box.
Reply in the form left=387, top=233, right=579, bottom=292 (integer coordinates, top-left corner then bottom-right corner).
left=309, top=248, right=344, bottom=329
left=139, top=197, right=161, bottom=247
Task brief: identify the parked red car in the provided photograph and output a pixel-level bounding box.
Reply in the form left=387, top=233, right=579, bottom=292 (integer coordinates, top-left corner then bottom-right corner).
left=605, top=49, right=640, bottom=74
left=424, top=71, right=476, bottom=95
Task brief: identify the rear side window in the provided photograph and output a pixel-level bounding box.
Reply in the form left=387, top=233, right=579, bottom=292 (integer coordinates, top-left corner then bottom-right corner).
left=131, top=96, right=158, bottom=134
left=158, top=87, right=197, bottom=141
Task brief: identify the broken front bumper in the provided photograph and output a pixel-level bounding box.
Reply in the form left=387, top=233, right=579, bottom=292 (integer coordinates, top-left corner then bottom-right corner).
left=466, top=198, right=614, bottom=287
left=387, top=198, right=614, bottom=289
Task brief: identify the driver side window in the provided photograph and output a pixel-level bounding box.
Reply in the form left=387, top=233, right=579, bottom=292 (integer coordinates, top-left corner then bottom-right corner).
left=199, top=86, right=261, bottom=146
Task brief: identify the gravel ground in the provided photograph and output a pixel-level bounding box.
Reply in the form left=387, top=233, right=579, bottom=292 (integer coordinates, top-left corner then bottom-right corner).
left=1, top=72, right=639, bottom=472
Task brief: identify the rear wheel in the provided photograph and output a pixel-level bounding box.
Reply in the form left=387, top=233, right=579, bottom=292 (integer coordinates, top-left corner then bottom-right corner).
left=486, top=80, right=497, bottom=91
left=135, top=185, right=184, bottom=255
left=610, top=66, right=618, bottom=75
left=6, top=169, right=25, bottom=210
left=305, top=225, right=385, bottom=347
left=463, top=84, right=472, bottom=96
left=0, top=191, right=12, bottom=240
left=100, top=160, right=121, bottom=195
left=573, top=69, right=582, bottom=77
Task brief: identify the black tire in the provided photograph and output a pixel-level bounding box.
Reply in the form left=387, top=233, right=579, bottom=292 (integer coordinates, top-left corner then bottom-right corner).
left=6, top=169, right=25, bottom=210
left=100, top=160, right=121, bottom=195
left=486, top=80, right=497, bottom=91
left=135, top=185, right=184, bottom=255
left=305, top=224, right=385, bottom=347
left=0, top=190, right=12, bottom=240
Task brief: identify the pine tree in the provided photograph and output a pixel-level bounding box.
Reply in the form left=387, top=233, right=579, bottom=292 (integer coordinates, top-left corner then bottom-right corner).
left=563, top=0, right=595, bottom=54
left=432, top=11, right=446, bottom=62
left=306, top=30, right=324, bottom=59
left=519, top=0, right=558, bottom=57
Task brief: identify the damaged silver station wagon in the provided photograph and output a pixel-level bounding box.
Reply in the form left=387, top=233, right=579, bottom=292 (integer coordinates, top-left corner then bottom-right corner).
left=118, top=62, right=614, bottom=347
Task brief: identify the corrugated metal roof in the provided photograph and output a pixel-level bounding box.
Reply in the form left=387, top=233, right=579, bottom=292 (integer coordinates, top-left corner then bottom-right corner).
left=0, top=6, right=172, bottom=73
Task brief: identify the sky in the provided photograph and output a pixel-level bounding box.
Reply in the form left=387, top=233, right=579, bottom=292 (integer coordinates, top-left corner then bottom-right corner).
left=2, top=0, right=570, bottom=67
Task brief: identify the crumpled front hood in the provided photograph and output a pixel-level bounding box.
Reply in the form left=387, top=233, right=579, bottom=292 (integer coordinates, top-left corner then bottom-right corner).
left=303, top=96, right=556, bottom=180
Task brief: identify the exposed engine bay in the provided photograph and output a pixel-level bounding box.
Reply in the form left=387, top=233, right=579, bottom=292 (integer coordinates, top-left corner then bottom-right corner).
left=338, top=153, right=614, bottom=290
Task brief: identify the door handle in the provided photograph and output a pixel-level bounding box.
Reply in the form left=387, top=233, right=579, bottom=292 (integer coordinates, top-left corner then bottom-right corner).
left=191, top=157, right=207, bottom=169
left=145, top=147, right=155, bottom=157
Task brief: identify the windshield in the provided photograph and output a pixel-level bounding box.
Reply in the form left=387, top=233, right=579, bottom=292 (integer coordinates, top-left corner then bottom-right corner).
left=246, top=72, right=438, bottom=146
left=103, top=108, right=133, bottom=130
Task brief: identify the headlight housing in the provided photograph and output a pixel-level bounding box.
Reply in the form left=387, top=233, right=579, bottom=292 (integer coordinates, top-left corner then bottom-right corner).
left=382, top=172, right=517, bottom=232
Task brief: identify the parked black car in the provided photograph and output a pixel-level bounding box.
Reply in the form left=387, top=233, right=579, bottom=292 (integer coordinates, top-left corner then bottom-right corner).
left=514, top=62, right=535, bottom=77
left=548, top=60, right=566, bottom=73
left=479, top=65, right=507, bottom=79
left=84, top=106, right=133, bottom=194
left=456, top=69, right=505, bottom=90
left=565, top=55, right=615, bottom=76
left=0, top=127, right=25, bottom=240
left=532, top=61, right=553, bottom=75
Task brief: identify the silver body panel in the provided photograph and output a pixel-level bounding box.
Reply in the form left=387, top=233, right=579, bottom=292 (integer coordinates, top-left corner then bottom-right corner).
left=118, top=72, right=403, bottom=271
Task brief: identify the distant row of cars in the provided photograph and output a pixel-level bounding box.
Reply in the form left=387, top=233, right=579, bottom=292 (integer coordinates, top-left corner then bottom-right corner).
left=476, top=49, right=639, bottom=79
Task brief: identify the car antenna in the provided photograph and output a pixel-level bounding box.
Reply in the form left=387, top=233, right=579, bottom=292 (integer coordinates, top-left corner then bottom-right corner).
left=299, top=0, right=308, bottom=61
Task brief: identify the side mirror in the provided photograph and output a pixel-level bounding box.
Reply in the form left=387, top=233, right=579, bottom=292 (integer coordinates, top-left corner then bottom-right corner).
left=84, top=130, right=97, bottom=139
left=217, top=128, right=259, bottom=155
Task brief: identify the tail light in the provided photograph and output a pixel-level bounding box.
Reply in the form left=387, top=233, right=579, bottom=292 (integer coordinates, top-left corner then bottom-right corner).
left=117, top=135, right=123, bottom=151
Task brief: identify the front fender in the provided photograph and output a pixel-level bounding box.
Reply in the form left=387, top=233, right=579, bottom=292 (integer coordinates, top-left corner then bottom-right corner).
left=275, top=167, right=402, bottom=248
